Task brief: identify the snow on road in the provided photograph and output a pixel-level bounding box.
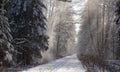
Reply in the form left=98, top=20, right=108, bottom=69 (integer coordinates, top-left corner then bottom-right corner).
left=22, top=55, right=86, bottom=72
left=22, top=0, right=88, bottom=72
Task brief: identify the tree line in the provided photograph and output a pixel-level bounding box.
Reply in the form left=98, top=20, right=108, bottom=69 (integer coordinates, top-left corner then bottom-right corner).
left=77, top=0, right=120, bottom=71
left=0, top=0, right=48, bottom=67
left=40, top=0, right=75, bottom=63
left=0, top=0, right=76, bottom=68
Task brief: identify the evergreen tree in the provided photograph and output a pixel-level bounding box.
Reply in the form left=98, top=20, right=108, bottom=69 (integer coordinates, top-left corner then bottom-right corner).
left=0, top=0, right=14, bottom=66
left=9, top=0, right=48, bottom=65
left=115, top=0, right=120, bottom=59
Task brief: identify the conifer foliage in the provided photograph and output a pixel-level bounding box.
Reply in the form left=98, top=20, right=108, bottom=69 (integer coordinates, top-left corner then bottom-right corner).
left=8, top=0, right=48, bottom=65
left=0, top=0, right=48, bottom=67
left=0, top=0, right=14, bottom=66
left=116, top=0, right=120, bottom=59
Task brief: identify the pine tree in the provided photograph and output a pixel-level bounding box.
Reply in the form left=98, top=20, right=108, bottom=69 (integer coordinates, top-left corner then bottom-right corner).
left=0, top=0, right=14, bottom=66
left=115, top=0, right=120, bottom=59
left=8, top=0, right=48, bottom=65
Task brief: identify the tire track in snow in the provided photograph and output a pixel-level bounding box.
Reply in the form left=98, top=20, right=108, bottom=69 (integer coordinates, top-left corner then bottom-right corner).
left=22, top=55, right=86, bottom=72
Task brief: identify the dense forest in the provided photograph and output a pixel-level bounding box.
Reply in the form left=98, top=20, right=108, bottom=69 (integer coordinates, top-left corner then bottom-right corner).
left=0, top=0, right=120, bottom=72
left=0, top=0, right=49, bottom=67
left=0, top=0, right=75, bottom=69
left=77, top=0, right=120, bottom=71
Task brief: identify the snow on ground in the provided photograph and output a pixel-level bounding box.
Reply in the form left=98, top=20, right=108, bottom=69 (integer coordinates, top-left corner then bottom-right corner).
left=22, top=54, right=86, bottom=72
left=22, top=0, right=88, bottom=72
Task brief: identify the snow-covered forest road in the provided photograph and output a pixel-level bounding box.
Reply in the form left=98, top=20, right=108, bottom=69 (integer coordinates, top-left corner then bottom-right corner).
left=1, top=0, right=120, bottom=71
left=22, top=55, right=86, bottom=72
left=22, top=0, right=88, bottom=72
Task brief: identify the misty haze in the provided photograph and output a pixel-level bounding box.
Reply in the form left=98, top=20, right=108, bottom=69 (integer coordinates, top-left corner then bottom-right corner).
left=0, top=0, right=120, bottom=72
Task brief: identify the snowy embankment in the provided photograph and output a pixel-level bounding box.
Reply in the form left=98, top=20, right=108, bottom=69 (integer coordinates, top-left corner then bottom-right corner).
left=22, top=55, right=86, bottom=72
